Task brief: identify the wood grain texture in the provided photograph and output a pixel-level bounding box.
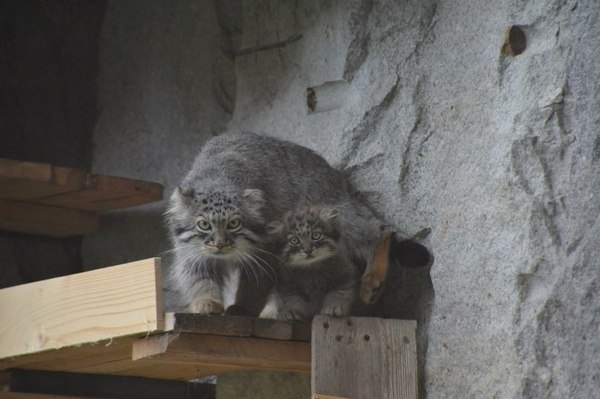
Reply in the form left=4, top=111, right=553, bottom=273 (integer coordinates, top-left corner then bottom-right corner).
left=0, top=157, right=163, bottom=236
left=167, top=313, right=311, bottom=342
left=0, top=258, right=164, bottom=359
left=312, top=315, right=418, bottom=399
left=132, top=333, right=311, bottom=373
left=0, top=199, right=98, bottom=237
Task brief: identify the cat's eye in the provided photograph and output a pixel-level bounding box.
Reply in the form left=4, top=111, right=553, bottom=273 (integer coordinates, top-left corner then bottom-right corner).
left=289, top=237, right=300, bottom=246
left=197, top=219, right=211, bottom=231
left=227, top=219, right=241, bottom=230
left=311, top=232, right=322, bottom=241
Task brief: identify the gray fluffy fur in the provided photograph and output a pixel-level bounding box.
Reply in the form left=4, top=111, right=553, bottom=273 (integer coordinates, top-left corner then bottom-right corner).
left=165, top=132, right=386, bottom=314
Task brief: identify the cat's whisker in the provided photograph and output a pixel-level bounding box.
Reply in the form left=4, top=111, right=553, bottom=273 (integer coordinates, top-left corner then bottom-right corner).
left=252, top=246, right=282, bottom=261
left=235, top=250, right=260, bottom=286
left=160, top=244, right=199, bottom=257
left=248, top=251, right=278, bottom=283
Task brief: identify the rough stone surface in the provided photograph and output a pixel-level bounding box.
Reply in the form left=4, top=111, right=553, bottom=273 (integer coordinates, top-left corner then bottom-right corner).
left=84, top=0, right=599, bottom=398
left=82, top=0, right=234, bottom=279
left=229, top=1, right=599, bottom=398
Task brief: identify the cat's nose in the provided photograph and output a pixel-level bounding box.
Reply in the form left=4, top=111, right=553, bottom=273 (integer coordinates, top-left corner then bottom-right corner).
left=215, top=240, right=233, bottom=249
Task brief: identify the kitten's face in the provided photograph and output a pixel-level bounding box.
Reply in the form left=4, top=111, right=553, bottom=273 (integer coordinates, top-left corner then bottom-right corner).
left=270, top=206, right=341, bottom=267
left=167, top=187, right=266, bottom=260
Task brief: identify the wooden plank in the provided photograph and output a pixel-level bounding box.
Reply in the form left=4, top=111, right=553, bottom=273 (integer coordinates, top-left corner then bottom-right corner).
left=313, top=395, right=350, bottom=399
left=312, top=316, right=417, bottom=399
left=168, top=313, right=254, bottom=337
left=0, top=158, right=163, bottom=211
left=7, top=369, right=216, bottom=399
left=0, top=392, right=98, bottom=399
left=132, top=333, right=311, bottom=374
left=0, top=159, right=85, bottom=201
left=0, top=258, right=164, bottom=360
left=37, top=175, right=163, bottom=212
left=0, top=334, right=235, bottom=381
left=0, top=199, right=98, bottom=237
left=167, top=313, right=311, bottom=342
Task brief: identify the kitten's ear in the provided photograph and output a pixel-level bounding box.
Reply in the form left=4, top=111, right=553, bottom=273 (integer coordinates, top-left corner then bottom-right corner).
left=266, top=221, right=284, bottom=238
left=320, top=207, right=340, bottom=229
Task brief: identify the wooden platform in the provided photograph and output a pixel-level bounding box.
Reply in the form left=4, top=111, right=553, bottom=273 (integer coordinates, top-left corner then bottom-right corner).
left=0, top=158, right=163, bottom=236
left=0, top=258, right=311, bottom=381
left=0, top=258, right=417, bottom=398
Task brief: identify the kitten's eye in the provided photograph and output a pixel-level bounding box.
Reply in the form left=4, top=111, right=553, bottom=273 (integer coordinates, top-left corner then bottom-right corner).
left=197, top=219, right=211, bottom=231
left=311, top=232, right=322, bottom=241
left=289, top=237, right=300, bottom=246
left=227, top=219, right=241, bottom=230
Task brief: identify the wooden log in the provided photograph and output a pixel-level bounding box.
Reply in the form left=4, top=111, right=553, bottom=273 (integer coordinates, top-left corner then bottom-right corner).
left=0, top=258, right=164, bottom=360
left=312, top=315, right=418, bottom=399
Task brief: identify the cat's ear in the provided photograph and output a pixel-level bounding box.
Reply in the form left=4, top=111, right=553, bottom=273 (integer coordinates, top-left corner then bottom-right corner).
left=241, top=189, right=266, bottom=221
left=170, top=185, right=195, bottom=206
left=266, top=221, right=284, bottom=238
left=320, top=207, right=340, bottom=229
left=242, top=189, right=266, bottom=205
left=178, top=186, right=195, bottom=198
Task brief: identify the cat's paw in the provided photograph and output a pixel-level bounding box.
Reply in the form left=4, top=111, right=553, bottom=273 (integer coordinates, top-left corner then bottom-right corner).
left=259, top=305, right=279, bottom=320
left=320, top=304, right=350, bottom=317
left=360, top=272, right=384, bottom=304
left=189, top=298, right=224, bottom=315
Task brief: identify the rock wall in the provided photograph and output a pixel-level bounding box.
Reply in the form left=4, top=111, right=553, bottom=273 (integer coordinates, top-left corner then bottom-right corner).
left=82, top=0, right=234, bottom=275
left=229, top=1, right=599, bottom=398
left=86, top=0, right=599, bottom=397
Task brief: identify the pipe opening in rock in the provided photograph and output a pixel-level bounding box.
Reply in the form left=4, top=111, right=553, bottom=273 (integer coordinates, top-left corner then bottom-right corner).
left=502, top=25, right=527, bottom=56
left=306, top=80, right=353, bottom=114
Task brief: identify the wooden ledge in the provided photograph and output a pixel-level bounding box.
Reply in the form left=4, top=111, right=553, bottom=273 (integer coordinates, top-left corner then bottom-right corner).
left=0, top=158, right=163, bottom=236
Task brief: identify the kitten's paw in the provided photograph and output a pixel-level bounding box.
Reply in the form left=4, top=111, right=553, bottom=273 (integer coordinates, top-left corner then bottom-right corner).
left=320, top=304, right=350, bottom=317
left=189, top=298, right=224, bottom=315
left=259, top=306, right=279, bottom=320
left=281, top=309, right=306, bottom=321
left=360, top=273, right=384, bottom=304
